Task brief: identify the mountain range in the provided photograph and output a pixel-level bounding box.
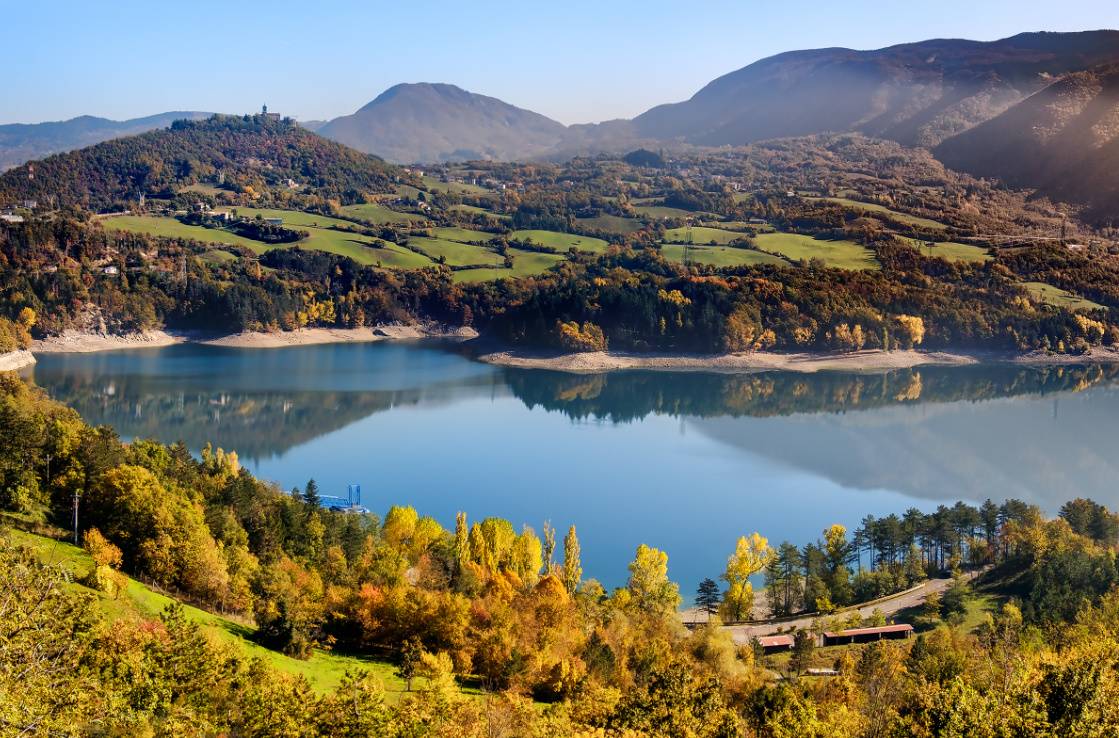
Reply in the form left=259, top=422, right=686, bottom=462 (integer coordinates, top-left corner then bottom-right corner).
left=0, top=111, right=211, bottom=171
left=3, top=30, right=1118, bottom=218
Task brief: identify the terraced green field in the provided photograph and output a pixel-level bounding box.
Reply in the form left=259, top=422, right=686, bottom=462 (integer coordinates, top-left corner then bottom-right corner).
left=663, top=226, right=751, bottom=245
left=576, top=214, right=644, bottom=234
left=100, top=215, right=265, bottom=250
left=1022, top=282, right=1104, bottom=311
left=409, top=237, right=504, bottom=266
left=816, top=197, right=947, bottom=230
left=338, top=202, right=428, bottom=225
left=511, top=230, right=611, bottom=253
left=754, top=232, right=879, bottom=270
left=901, top=238, right=992, bottom=263
left=453, top=248, right=565, bottom=283
left=662, top=244, right=788, bottom=268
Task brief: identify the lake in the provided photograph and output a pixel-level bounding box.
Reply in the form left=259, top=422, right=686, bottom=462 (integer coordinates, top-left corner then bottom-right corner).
left=27, top=341, right=1119, bottom=591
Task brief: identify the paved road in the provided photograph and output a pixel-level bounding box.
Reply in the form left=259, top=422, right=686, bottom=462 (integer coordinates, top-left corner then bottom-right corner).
left=722, top=575, right=958, bottom=644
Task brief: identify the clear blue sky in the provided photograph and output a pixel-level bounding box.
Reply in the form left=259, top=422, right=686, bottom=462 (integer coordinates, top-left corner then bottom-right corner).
left=3, top=0, right=1116, bottom=125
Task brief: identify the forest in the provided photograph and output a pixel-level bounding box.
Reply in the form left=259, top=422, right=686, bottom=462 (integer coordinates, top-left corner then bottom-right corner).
left=5, top=373, right=1119, bottom=736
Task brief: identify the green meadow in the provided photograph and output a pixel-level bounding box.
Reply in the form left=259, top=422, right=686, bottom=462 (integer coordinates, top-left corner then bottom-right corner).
left=421, top=175, right=489, bottom=195
left=100, top=215, right=264, bottom=250
left=453, top=248, right=565, bottom=283
left=511, top=230, right=611, bottom=253
left=575, top=214, right=644, bottom=234
left=409, top=237, right=504, bottom=266
left=663, top=226, right=752, bottom=245
left=338, top=202, right=429, bottom=225
left=754, top=232, right=879, bottom=270
left=901, top=238, right=992, bottom=263
left=634, top=204, right=698, bottom=219
left=1022, top=282, right=1104, bottom=311
left=816, top=197, right=948, bottom=230
left=427, top=226, right=496, bottom=244
left=661, top=244, right=788, bottom=268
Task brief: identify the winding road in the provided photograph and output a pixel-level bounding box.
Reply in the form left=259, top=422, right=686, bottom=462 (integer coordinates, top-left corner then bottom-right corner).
left=721, top=575, right=959, bottom=644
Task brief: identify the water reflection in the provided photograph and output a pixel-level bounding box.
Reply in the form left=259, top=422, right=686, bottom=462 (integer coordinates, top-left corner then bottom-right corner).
left=29, top=343, right=1119, bottom=588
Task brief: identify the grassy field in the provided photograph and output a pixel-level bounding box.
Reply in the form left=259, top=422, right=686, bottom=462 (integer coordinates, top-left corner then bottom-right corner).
left=428, top=226, right=496, bottom=244
left=754, top=232, right=879, bottom=270
left=421, top=176, right=489, bottom=196
left=409, top=237, right=504, bottom=267
left=576, top=214, right=644, bottom=234
left=199, top=249, right=238, bottom=265
left=1022, top=282, right=1104, bottom=311
left=101, top=215, right=265, bottom=250
left=450, top=203, right=509, bottom=220
left=634, top=205, right=698, bottom=219
left=661, top=244, right=788, bottom=268
left=901, top=238, right=992, bottom=263
left=454, top=249, right=565, bottom=283
left=663, top=226, right=752, bottom=245
left=7, top=527, right=402, bottom=695
left=178, top=183, right=224, bottom=196
left=511, top=230, right=611, bottom=253
left=338, top=202, right=428, bottom=226
left=225, top=207, right=358, bottom=231
left=816, top=197, right=947, bottom=231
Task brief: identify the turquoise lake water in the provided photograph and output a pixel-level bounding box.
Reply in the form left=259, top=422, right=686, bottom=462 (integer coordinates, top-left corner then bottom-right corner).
left=29, top=341, right=1119, bottom=590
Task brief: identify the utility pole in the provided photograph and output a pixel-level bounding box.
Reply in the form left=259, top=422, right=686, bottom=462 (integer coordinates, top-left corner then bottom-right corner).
left=72, top=490, right=81, bottom=545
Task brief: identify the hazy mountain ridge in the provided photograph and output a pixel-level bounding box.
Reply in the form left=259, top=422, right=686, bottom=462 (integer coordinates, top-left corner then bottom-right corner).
left=629, top=31, right=1119, bottom=148
left=317, top=83, right=567, bottom=163
left=0, top=111, right=212, bottom=170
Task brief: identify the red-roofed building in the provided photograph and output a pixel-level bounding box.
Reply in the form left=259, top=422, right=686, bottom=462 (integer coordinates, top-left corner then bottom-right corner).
left=822, top=623, right=914, bottom=646
left=756, top=634, right=795, bottom=653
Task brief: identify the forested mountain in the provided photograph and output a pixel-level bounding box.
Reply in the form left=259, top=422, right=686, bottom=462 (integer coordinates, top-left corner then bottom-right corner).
left=627, top=31, right=1119, bottom=148
left=317, top=83, right=567, bottom=163
left=0, top=111, right=211, bottom=170
left=936, top=63, right=1119, bottom=222
left=0, top=114, right=401, bottom=211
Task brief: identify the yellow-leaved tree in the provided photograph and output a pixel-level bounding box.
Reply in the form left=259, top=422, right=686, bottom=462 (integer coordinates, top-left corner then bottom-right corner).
left=721, top=533, right=773, bottom=622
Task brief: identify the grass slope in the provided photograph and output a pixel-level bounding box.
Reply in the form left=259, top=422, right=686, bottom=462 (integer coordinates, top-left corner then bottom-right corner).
left=101, top=215, right=265, bottom=250
left=575, top=214, right=644, bottom=234
left=901, top=238, right=992, bottom=263
left=339, top=202, right=429, bottom=225
left=816, top=197, right=948, bottom=230
left=661, top=244, right=788, bottom=268
left=512, top=230, right=610, bottom=253
left=663, top=226, right=751, bottom=245
left=7, top=527, right=400, bottom=694
left=1022, top=282, right=1104, bottom=311
left=454, top=249, right=565, bottom=282
left=754, top=232, right=879, bottom=270
left=409, top=237, right=504, bottom=266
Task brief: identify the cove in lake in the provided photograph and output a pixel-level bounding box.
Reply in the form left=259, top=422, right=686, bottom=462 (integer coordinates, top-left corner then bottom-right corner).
left=28, top=341, right=1119, bottom=591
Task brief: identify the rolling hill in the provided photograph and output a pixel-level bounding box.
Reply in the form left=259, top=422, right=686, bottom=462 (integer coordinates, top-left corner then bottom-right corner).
left=317, top=82, right=567, bottom=163
left=935, top=63, right=1119, bottom=222
left=0, top=111, right=211, bottom=170
left=0, top=113, right=402, bottom=211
